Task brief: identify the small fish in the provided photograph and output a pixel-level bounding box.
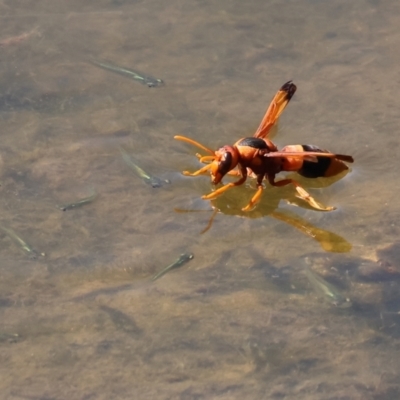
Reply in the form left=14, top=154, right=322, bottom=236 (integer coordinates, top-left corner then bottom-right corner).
left=152, top=253, right=194, bottom=281
left=302, top=257, right=351, bottom=308
left=120, top=147, right=170, bottom=188
left=58, top=190, right=98, bottom=211
left=99, top=305, right=142, bottom=336
left=89, top=59, right=164, bottom=87
left=0, top=332, right=19, bottom=343
left=0, top=225, right=39, bottom=258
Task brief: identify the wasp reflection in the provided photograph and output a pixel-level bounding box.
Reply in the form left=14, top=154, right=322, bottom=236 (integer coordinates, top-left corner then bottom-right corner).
left=176, top=171, right=352, bottom=253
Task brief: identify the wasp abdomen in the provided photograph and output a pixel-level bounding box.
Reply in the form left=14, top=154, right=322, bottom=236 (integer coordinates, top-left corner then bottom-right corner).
left=298, top=145, right=348, bottom=178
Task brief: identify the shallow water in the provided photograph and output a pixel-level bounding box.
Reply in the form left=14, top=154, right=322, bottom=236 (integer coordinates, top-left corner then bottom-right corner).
left=1, top=0, right=400, bottom=399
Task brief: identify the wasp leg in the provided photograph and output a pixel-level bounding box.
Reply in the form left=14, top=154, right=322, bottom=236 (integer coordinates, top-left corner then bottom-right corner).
left=267, top=176, right=335, bottom=211
left=294, top=186, right=335, bottom=211
left=182, top=163, right=212, bottom=176
left=227, top=169, right=241, bottom=177
left=202, top=167, right=247, bottom=200
left=202, top=178, right=246, bottom=200
left=242, top=174, right=264, bottom=211
left=241, top=186, right=263, bottom=211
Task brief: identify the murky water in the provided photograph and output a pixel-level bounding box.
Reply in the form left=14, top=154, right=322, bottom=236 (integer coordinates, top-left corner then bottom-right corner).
left=1, top=0, right=400, bottom=399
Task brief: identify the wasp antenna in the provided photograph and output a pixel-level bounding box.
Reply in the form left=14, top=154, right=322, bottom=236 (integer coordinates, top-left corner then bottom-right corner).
left=174, top=135, right=215, bottom=155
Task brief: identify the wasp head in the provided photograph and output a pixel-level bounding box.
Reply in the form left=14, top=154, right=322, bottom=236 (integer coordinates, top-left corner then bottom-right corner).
left=210, top=145, right=239, bottom=184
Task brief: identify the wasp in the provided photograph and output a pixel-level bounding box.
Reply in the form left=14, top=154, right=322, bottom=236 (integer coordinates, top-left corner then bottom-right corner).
left=175, top=81, right=354, bottom=212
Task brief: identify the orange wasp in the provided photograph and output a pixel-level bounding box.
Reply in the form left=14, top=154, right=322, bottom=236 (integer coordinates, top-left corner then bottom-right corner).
left=175, top=81, right=354, bottom=212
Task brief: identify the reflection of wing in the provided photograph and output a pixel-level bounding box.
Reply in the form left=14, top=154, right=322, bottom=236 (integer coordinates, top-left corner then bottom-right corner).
left=254, top=81, right=297, bottom=139
left=271, top=211, right=352, bottom=253
left=263, top=151, right=354, bottom=163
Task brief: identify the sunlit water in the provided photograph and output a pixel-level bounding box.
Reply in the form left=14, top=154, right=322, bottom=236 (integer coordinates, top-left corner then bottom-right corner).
left=1, top=0, right=400, bottom=399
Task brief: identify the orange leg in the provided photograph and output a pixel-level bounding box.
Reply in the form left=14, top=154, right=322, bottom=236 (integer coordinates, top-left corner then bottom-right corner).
left=202, top=178, right=246, bottom=200
left=267, top=175, right=335, bottom=211
left=242, top=185, right=264, bottom=211
left=202, top=166, right=247, bottom=200
left=227, top=169, right=241, bottom=177
left=241, top=174, right=265, bottom=211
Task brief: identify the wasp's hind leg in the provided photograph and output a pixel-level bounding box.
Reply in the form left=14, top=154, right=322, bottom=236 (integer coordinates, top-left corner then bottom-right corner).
left=294, top=185, right=335, bottom=211
left=267, top=175, right=335, bottom=211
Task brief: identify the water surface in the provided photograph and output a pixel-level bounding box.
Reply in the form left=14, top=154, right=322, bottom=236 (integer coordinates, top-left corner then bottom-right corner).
left=1, top=0, right=400, bottom=399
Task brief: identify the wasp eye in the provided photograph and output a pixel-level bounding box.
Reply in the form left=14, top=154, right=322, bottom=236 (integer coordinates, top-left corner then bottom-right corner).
left=210, top=152, right=232, bottom=184
left=218, top=152, right=233, bottom=177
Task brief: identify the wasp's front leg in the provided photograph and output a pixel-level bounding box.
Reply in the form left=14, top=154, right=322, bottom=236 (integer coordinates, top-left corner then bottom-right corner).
left=202, top=165, right=247, bottom=200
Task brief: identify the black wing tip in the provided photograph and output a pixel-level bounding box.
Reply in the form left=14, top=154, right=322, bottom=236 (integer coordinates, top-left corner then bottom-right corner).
left=281, top=80, right=297, bottom=100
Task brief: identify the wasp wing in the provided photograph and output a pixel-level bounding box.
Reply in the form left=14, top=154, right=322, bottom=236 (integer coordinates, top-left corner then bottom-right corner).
left=263, top=151, right=354, bottom=163
left=253, top=81, right=297, bottom=139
